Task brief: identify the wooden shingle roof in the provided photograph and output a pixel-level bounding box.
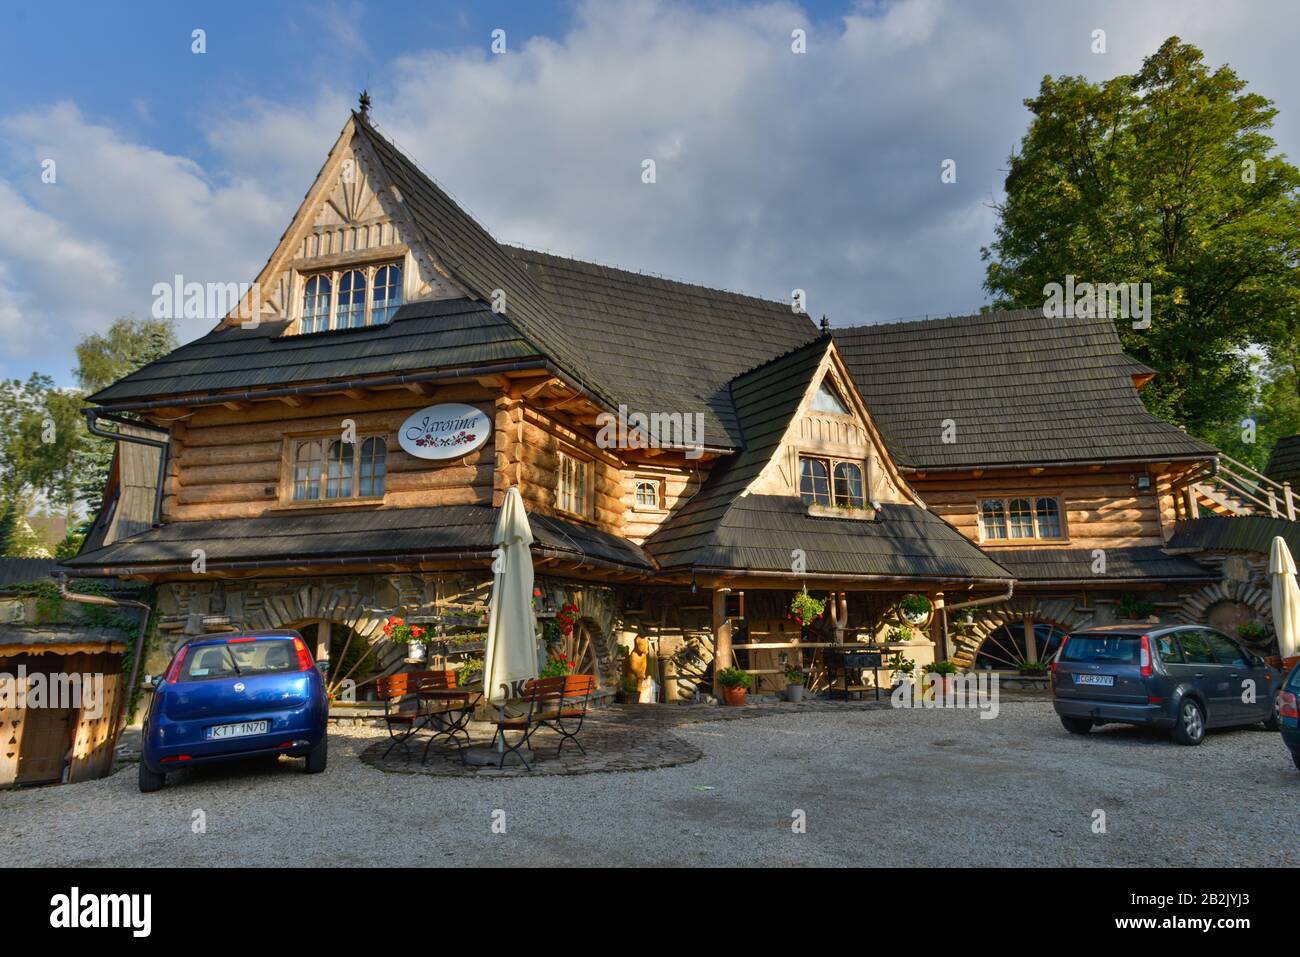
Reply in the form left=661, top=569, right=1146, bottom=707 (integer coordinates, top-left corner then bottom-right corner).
left=64, top=505, right=654, bottom=575
left=1265, top=435, right=1300, bottom=489
left=642, top=338, right=1011, bottom=582
left=833, top=309, right=1216, bottom=470
left=90, top=298, right=536, bottom=404
left=988, top=546, right=1213, bottom=583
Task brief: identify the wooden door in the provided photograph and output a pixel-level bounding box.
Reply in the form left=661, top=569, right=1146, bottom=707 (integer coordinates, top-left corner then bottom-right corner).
left=16, top=705, right=75, bottom=785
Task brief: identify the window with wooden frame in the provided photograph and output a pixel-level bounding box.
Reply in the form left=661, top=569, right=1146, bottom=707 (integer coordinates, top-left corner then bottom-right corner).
left=557, top=450, right=592, bottom=518
left=798, top=455, right=866, bottom=509
left=287, top=435, right=387, bottom=503
left=295, top=261, right=403, bottom=333
left=978, top=496, right=1066, bottom=542
left=633, top=477, right=663, bottom=511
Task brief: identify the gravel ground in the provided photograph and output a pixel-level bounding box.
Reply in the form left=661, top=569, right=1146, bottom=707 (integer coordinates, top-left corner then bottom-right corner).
left=4, top=701, right=1297, bottom=867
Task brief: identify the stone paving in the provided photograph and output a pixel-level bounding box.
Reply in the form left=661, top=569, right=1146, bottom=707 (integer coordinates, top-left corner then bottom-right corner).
left=357, top=695, right=911, bottom=777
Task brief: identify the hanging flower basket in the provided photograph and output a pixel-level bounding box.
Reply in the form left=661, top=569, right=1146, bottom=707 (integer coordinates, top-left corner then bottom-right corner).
left=382, top=615, right=427, bottom=661
left=788, top=588, right=826, bottom=628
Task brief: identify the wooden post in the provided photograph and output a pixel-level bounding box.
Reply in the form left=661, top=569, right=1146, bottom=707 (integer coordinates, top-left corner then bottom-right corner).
left=712, top=588, right=732, bottom=698
left=1023, top=613, right=1038, bottom=664
left=1268, top=488, right=1278, bottom=518
left=1287, top=483, right=1296, bottom=521
left=931, top=591, right=945, bottom=660
left=315, top=620, right=331, bottom=664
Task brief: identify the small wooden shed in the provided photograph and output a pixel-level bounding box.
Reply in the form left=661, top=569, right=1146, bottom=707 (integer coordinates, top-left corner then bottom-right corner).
left=0, top=628, right=127, bottom=786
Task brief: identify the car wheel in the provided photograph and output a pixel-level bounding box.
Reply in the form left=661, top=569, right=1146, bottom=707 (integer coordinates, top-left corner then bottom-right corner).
left=138, top=761, right=166, bottom=793
left=1173, top=698, right=1206, bottom=746
left=304, top=735, right=327, bottom=774
left=1060, top=715, right=1093, bottom=735
left=1260, top=699, right=1281, bottom=732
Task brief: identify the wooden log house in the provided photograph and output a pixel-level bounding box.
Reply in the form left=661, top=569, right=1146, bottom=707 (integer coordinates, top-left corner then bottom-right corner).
left=63, top=106, right=1270, bottom=696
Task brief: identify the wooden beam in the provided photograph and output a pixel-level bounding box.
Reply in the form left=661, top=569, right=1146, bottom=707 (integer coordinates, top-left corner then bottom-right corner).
left=475, top=375, right=509, bottom=390
left=712, top=587, right=732, bottom=698
left=342, top=388, right=370, bottom=401
left=404, top=381, right=436, bottom=396
left=278, top=394, right=309, bottom=408
left=221, top=401, right=252, bottom=412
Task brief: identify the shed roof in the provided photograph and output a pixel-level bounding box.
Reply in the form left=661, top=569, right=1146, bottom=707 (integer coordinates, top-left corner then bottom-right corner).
left=987, top=546, right=1214, bottom=583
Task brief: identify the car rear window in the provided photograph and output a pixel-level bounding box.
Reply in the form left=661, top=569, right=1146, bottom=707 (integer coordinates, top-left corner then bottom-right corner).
left=1059, top=633, right=1144, bottom=665
left=181, top=639, right=299, bottom=681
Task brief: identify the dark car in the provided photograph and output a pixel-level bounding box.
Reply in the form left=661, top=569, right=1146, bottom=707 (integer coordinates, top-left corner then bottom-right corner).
left=1278, top=660, right=1300, bottom=771
left=1052, top=624, right=1281, bottom=745
left=140, top=630, right=329, bottom=792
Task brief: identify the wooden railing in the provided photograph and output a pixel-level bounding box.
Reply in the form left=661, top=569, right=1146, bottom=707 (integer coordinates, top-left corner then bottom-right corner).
left=1191, top=453, right=1297, bottom=520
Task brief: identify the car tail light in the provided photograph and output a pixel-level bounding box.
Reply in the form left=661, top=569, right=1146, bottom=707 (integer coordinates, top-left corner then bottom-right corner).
left=1139, top=635, right=1152, bottom=678
left=1052, top=637, right=1069, bottom=673
left=293, top=636, right=314, bottom=672
left=1279, top=691, right=1299, bottom=720
left=164, top=646, right=189, bottom=684
left=161, top=755, right=192, bottom=764
left=228, top=636, right=255, bottom=644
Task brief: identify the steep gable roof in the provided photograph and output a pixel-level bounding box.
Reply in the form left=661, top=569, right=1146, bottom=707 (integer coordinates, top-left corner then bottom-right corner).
left=507, top=247, right=819, bottom=448
left=642, top=337, right=1009, bottom=581
left=833, top=309, right=1217, bottom=470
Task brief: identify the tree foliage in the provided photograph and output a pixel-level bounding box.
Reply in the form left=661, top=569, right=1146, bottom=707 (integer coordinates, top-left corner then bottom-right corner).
left=983, top=37, right=1300, bottom=455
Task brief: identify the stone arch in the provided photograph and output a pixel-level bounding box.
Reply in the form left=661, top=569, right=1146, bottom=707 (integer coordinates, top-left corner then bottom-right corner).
left=950, top=597, right=1096, bottom=669
left=245, top=581, right=393, bottom=645
left=1175, top=580, right=1273, bottom=646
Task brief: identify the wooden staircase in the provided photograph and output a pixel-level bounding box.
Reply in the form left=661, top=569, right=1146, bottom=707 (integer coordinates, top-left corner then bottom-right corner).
left=1188, top=454, right=1298, bottom=521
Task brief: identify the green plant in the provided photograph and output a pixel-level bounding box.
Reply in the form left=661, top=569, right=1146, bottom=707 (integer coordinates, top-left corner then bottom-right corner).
left=922, top=660, right=958, bottom=676
left=886, top=625, right=914, bottom=644
left=784, top=666, right=806, bottom=685
left=457, top=657, right=483, bottom=687
left=1238, top=621, right=1265, bottom=643
left=898, top=594, right=932, bottom=621
left=539, top=655, right=573, bottom=678
left=622, top=674, right=638, bottom=693
left=788, top=588, right=826, bottom=627
left=886, top=652, right=915, bottom=674
left=716, top=666, right=753, bottom=690
left=1116, top=593, right=1155, bottom=619
left=1017, top=660, right=1049, bottom=675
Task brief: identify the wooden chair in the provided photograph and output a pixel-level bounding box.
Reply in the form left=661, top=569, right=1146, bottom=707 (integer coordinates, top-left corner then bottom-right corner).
left=536, top=674, right=597, bottom=757
left=491, top=676, right=568, bottom=771
left=375, top=671, right=428, bottom=762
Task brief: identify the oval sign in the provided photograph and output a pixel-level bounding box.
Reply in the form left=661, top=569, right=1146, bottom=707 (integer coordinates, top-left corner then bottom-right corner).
left=398, top=402, right=491, bottom=460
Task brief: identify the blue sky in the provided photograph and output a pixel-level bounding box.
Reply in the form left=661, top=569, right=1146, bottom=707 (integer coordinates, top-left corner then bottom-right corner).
left=2, top=0, right=1298, bottom=386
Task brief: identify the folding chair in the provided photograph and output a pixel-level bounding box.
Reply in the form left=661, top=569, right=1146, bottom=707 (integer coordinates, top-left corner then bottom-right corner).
left=537, top=674, right=597, bottom=756
left=375, top=671, right=430, bottom=762
left=491, top=676, right=567, bottom=771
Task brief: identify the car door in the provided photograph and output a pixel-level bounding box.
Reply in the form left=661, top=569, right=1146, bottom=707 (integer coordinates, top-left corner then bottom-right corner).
left=1201, top=630, right=1260, bottom=723
left=1176, top=629, right=1236, bottom=727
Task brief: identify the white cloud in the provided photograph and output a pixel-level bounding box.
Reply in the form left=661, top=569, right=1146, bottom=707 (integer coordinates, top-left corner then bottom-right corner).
left=2, top=0, right=1299, bottom=382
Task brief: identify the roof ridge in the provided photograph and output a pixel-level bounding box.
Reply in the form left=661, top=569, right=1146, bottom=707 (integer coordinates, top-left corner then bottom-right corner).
left=727, top=331, right=830, bottom=386
left=835, top=307, right=1053, bottom=335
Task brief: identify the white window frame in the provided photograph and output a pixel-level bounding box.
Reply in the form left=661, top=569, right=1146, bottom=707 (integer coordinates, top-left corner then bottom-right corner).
left=977, top=495, right=1068, bottom=543
left=557, top=449, right=592, bottom=518
left=633, top=477, right=663, bottom=512
left=294, top=260, right=403, bottom=333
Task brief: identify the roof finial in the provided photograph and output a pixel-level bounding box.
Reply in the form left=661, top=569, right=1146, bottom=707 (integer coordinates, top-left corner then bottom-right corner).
left=358, top=89, right=372, bottom=119
left=820, top=314, right=830, bottom=333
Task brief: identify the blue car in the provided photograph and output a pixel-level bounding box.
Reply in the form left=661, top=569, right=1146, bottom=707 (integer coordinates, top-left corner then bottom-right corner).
left=140, top=630, right=329, bottom=792
left=1278, top=661, right=1300, bottom=772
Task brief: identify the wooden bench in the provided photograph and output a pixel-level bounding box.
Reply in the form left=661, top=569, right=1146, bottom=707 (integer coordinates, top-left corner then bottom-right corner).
left=492, top=674, right=597, bottom=770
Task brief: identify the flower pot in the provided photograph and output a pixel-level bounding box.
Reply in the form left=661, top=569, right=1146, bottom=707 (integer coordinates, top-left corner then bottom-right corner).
left=722, top=686, right=748, bottom=707
left=406, top=642, right=426, bottom=663
left=785, top=683, right=805, bottom=703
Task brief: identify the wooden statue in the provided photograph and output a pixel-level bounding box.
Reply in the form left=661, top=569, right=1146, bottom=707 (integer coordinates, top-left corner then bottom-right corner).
left=624, top=634, right=651, bottom=692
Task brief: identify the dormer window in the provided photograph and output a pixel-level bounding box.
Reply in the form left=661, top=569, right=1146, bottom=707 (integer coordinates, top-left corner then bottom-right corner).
left=296, top=262, right=402, bottom=332
left=800, top=455, right=867, bottom=509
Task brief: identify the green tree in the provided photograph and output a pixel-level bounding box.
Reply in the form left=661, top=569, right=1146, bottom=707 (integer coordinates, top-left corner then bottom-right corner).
left=0, top=373, right=86, bottom=522
left=72, top=316, right=176, bottom=510
left=983, top=37, right=1300, bottom=444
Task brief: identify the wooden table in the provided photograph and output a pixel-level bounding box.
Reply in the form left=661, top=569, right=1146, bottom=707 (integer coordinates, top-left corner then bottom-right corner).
left=417, top=688, right=480, bottom=763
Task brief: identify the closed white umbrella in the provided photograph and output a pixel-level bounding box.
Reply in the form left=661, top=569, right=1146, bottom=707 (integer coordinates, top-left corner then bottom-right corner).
left=1269, top=536, right=1300, bottom=659
left=483, top=486, right=538, bottom=705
